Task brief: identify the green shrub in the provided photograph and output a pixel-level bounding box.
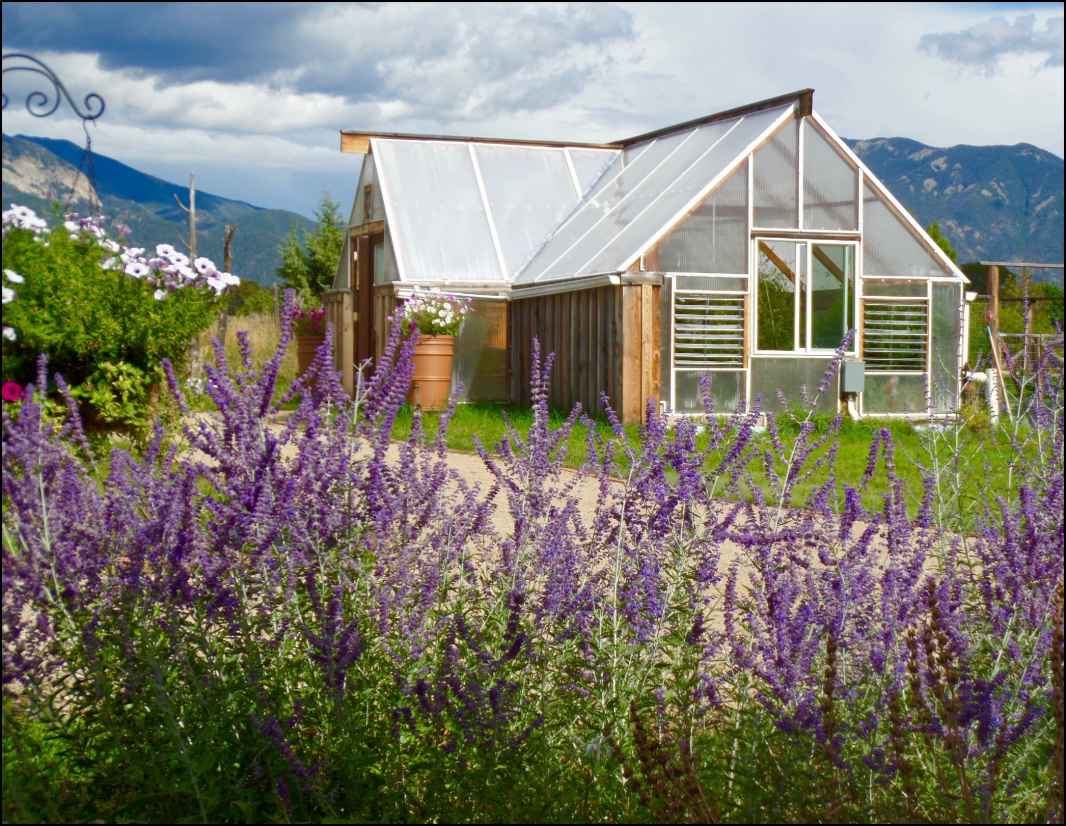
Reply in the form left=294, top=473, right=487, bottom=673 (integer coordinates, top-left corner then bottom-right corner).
left=2, top=206, right=230, bottom=428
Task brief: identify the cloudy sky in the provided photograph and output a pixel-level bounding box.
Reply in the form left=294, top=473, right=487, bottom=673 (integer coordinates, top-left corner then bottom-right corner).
left=2, top=2, right=1063, bottom=218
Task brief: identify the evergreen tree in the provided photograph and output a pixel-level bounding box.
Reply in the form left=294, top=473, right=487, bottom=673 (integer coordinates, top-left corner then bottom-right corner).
left=276, top=195, right=345, bottom=302
left=927, top=222, right=958, bottom=263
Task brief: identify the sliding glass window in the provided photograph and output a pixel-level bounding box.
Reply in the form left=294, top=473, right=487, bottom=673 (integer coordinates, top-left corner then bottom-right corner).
left=754, top=239, right=856, bottom=354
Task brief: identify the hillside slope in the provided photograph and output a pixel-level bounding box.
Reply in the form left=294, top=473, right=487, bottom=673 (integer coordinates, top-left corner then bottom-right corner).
left=2, top=134, right=316, bottom=285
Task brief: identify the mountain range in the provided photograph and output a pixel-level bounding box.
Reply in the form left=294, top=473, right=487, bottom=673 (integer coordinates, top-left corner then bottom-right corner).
left=2, top=132, right=1063, bottom=285
left=846, top=137, right=1063, bottom=282
left=2, top=134, right=315, bottom=285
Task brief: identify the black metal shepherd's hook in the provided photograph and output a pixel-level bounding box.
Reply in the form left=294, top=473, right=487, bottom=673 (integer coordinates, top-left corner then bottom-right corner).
left=2, top=51, right=107, bottom=209
left=2, top=51, right=105, bottom=122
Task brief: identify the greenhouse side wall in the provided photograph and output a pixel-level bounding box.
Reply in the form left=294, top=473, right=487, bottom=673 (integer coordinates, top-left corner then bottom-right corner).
left=509, top=284, right=660, bottom=423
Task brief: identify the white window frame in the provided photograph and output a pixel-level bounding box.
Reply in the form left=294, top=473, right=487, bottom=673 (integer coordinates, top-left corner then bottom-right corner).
left=750, top=236, right=859, bottom=358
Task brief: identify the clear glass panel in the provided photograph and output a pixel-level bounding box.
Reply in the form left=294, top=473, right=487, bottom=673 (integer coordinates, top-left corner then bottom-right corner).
left=810, top=244, right=855, bottom=349
left=862, top=182, right=949, bottom=278
left=754, top=118, right=799, bottom=228
left=674, top=370, right=744, bottom=413
left=862, top=278, right=927, bottom=297
left=518, top=105, right=792, bottom=283
left=803, top=121, right=857, bottom=230
left=659, top=160, right=748, bottom=275
left=863, top=373, right=928, bottom=415
left=749, top=356, right=838, bottom=415
left=474, top=145, right=582, bottom=275
left=567, top=148, right=620, bottom=195
left=931, top=283, right=962, bottom=414
left=372, top=139, right=504, bottom=282
left=674, top=275, right=748, bottom=292
left=757, top=240, right=799, bottom=351
left=452, top=300, right=509, bottom=402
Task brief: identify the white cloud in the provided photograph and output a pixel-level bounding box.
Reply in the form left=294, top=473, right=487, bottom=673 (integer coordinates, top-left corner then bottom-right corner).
left=2, top=2, right=1062, bottom=219
left=920, top=14, right=1063, bottom=72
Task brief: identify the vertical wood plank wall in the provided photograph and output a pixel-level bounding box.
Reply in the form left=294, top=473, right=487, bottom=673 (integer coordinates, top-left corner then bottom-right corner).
left=509, top=284, right=660, bottom=423
left=371, top=286, right=397, bottom=367
left=323, top=290, right=355, bottom=395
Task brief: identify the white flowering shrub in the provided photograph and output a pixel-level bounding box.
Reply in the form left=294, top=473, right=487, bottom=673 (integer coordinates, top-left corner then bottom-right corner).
left=1, top=204, right=240, bottom=427
left=400, top=291, right=472, bottom=337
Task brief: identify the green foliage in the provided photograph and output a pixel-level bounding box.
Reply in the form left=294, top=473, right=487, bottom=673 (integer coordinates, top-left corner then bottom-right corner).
left=226, top=279, right=276, bottom=317
left=756, top=278, right=795, bottom=351
left=927, top=222, right=958, bottom=263
left=2, top=224, right=219, bottom=425
left=275, top=195, right=345, bottom=301
left=70, top=361, right=153, bottom=427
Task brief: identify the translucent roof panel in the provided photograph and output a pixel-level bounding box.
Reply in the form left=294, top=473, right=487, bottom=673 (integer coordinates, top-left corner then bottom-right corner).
left=373, top=138, right=504, bottom=282
left=516, top=104, right=792, bottom=283
left=578, top=105, right=793, bottom=279
left=862, top=181, right=950, bottom=278
left=517, top=132, right=688, bottom=281
left=474, top=145, right=585, bottom=275
left=567, top=148, right=621, bottom=195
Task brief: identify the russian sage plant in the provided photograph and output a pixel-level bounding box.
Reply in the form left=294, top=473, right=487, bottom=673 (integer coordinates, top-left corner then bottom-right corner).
left=2, top=293, right=1062, bottom=823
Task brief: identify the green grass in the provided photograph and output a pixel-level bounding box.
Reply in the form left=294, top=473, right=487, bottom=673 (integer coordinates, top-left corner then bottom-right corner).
left=390, top=402, right=1021, bottom=524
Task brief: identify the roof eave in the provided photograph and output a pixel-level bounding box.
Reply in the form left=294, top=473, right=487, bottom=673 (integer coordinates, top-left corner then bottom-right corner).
left=340, top=131, right=621, bottom=154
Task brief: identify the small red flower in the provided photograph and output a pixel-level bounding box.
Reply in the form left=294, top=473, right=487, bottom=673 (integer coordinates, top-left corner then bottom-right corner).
left=2, top=381, right=25, bottom=403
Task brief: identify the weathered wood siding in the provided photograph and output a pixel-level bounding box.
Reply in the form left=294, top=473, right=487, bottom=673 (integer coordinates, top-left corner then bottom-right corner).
left=509, top=284, right=660, bottom=423
left=372, top=285, right=397, bottom=364
left=323, top=289, right=355, bottom=395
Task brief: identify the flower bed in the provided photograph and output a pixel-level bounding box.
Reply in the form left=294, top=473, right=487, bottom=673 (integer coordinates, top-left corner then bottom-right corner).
left=2, top=293, right=1063, bottom=823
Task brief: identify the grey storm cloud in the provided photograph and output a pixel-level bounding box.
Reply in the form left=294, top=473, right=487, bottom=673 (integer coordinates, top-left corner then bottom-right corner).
left=1, top=2, right=639, bottom=121
left=919, top=14, right=1064, bottom=72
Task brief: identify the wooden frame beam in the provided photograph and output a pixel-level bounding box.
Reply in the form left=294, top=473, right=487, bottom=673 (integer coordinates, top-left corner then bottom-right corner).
left=811, top=245, right=846, bottom=284
left=757, top=240, right=797, bottom=284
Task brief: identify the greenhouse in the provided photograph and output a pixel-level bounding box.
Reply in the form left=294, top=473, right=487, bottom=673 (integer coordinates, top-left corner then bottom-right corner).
left=330, top=88, right=970, bottom=423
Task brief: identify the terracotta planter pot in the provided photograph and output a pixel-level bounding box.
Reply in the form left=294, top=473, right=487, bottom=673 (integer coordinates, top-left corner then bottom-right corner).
left=296, top=333, right=327, bottom=376
left=408, top=335, right=455, bottom=411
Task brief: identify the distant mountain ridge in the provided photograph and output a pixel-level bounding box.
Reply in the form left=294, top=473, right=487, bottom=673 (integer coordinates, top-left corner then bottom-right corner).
left=846, top=137, right=1063, bottom=281
left=3, top=132, right=1062, bottom=285
left=2, top=134, right=316, bottom=285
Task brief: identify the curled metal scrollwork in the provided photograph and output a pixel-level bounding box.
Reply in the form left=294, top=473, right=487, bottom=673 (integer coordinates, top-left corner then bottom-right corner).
left=2, top=52, right=105, bottom=122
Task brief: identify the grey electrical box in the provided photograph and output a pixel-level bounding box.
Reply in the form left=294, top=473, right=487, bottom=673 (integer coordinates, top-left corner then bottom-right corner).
left=842, top=359, right=865, bottom=394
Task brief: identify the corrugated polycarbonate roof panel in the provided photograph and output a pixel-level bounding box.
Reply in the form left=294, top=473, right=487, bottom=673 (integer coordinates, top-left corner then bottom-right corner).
left=567, top=148, right=622, bottom=195
left=473, top=144, right=585, bottom=275
left=373, top=138, right=505, bottom=282
left=516, top=103, right=794, bottom=284
left=582, top=105, right=792, bottom=275
left=516, top=133, right=687, bottom=281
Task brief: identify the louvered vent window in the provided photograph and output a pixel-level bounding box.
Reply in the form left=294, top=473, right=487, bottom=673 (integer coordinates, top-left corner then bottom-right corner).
left=862, top=300, right=927, bottom=371
left=673, top=294, right=745, bottom=368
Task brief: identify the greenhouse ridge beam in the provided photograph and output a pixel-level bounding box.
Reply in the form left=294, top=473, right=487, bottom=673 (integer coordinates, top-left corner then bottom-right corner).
left=617, top=89, right=813, bottom=146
